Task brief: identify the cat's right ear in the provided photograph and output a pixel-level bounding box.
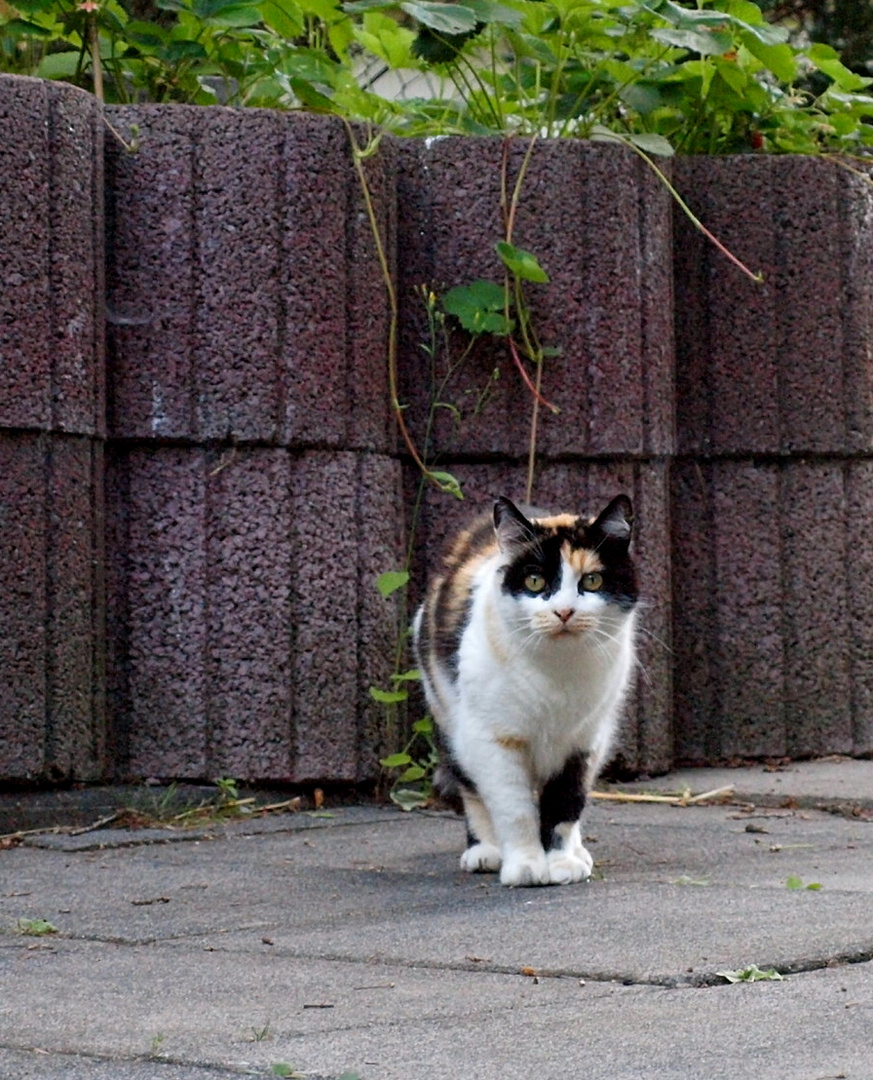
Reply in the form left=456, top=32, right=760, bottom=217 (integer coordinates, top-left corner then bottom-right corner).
left=493, top=497, right=537, bottom=553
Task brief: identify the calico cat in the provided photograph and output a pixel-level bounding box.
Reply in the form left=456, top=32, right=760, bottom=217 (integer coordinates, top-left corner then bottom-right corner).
left=413, top=494, right=638, bottom=887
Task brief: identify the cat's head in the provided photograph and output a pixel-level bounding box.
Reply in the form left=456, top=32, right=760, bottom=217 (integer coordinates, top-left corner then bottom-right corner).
left=491, top=495, right=638, bottom=646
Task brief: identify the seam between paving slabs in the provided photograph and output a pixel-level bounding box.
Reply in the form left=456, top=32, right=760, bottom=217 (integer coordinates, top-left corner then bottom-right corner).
left=0, top=1044, right=281, bottom=1077
left=22, top=931, right=873, bottom=991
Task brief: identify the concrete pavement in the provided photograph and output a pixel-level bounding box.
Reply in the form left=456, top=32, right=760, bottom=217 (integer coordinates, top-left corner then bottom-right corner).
left=1, top=759, right=872, bottom=1079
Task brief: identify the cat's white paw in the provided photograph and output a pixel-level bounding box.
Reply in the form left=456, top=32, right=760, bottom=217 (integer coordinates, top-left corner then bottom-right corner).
left=546, top=845, right=594, bottom=885
left=460, top=842, right=501, bottom=874
left=500, top=849, right=550, bottom=887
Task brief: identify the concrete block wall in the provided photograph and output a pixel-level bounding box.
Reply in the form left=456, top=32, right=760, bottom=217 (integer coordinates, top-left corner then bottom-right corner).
left=105, top=448, right=403, bottom=782
left=103, top=106, right=402, bottom=783
left=0, top=77, right=105, bottom=781
left=4, top=72, right=873, bottom=783
left=672, top=157, right=873, bottom=763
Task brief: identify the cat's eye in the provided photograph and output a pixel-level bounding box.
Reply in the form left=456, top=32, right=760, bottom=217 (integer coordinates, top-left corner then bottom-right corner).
left=524, top=572, right=547, bottom=594
left=580, top=571, right=604, bottom=592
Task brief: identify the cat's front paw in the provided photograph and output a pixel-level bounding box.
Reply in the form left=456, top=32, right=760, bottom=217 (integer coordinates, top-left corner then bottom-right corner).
left=546, top=845, right=594, bottom=885
left=500, top=849, right=550, bottom=887
left=460, top=842, right=501, bottom=874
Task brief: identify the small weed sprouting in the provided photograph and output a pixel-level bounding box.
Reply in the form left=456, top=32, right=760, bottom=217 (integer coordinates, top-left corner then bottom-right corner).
left=717, top=965, right=785, bottom=983
left=16, top=918, right=58, bottom=937
left=786, top=874, right=823, bottom=891
left=250, top=1020, right=272, bottom=1043
left=379, top=716, right=440, bottom=812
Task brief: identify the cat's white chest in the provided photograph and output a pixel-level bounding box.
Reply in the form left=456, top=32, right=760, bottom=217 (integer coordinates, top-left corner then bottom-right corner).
left=455, top=591, right=635, bottom=780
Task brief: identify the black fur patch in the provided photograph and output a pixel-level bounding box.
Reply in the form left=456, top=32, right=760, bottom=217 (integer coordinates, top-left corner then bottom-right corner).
left=539, top=752, right=588, bottom=852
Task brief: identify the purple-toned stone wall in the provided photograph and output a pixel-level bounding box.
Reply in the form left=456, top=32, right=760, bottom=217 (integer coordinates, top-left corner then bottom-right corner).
left=396, top=138, right=674, bottom=460
left=5, top=70, right=873, bottom=784
left=106, top=448, right=403, bottom=782
left=104, top=107, right=395, bottom=451
left=0, top=76, right=105, bottom=782
left=672, top=157, right=873, bottom=763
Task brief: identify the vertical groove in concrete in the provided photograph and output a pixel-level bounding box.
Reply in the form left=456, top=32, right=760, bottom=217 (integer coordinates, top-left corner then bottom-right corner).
left=0, top=77, right=105, bottom=782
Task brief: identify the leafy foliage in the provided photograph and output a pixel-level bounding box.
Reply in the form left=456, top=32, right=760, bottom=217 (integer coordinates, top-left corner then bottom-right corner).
left=2, top=0, right=872, bottom=154
left=716, top=963, right=785, bottom=982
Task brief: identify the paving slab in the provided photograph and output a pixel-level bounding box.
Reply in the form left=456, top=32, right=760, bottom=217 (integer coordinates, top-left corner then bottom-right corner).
left=1, top=765, right=873, bottom=1079
left=620, top=756, right=873, bottom=810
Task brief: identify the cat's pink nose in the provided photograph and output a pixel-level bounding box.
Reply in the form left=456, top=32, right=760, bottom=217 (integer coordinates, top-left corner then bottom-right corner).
left=555, top=609, right=573, bottom=623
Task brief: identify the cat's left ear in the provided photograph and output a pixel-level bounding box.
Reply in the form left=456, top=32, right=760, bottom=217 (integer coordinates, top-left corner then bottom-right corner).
left=493, top=497, right=537, bottom=553
left=592, top=495, right=633, bottom=547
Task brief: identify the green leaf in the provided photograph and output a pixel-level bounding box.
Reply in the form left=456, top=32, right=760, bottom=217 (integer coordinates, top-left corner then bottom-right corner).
left=412, top=716, right=433, bottom=734
left=650, top=26, right=733, bottom=57
left=199, top=2, right=263, bottom=27
left=288, top=78, right=335, bottom=111
left=1, top=18, right=54, bottom=38
left=824, top=90, right=873, bottom=116
left=742, top=38, right=797, bottom=84
left=36, top=52, right=80, bottom=78
left=260, top=0, right=305, bottom=39
left=370, top=688, right=409, bottom=704
left=429, top=470, right=464, bottom=499
left=390, top=787, right=430, bottom=811
left=495, top=241, right=549, bottom=283
left=400, top=1, right=479, bottom=36
left=785, top=874, right=803, bottom=890
left=376, top=569, right=410, bottom=599
left=398, top=764, right=427, bottom=782
left=17, top=918, right=58, bottom=936
left=464, top=0, right=524, bottom=28
left=808, top=43, right=873, bottom=92
left=380, top=752, right=413, bottom=768
left=623, top=132, right=675, bottom=157
left=445, top=278, right=505, bottom=311
left=443, top=280, right=514, bottom=334
left=392, top=668, right=422, bottom=683
left=717, top=964, right=783, bottom=984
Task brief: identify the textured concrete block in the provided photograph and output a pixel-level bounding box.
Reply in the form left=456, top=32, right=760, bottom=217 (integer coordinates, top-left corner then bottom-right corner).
left=106, top=447, right=210, bottom=778
left=673, top=461, right=787, bottom=763
left=0, top=433, right=47, bottom=778
left=781, top=463, right=852, bottom=757
left=105, top=108, right=393, bottom=450
left=207, top=450, right=297, bottom=779
left=674, top=156, right=873, bottom=456
left=106, top=447, right=404, bottom=782
left=0, top=76, right=103, bottom=435
left=672, top=460, right=862, bottom=763
left=0, top=432, right=104, bottom=782
left=353, top=454, right=406, bottom=782
left=408, top=458, right=672, bottom=777
left=287, top=451, right=403, bottom=783
left=847, top=461, right=873, bottom=755
left=45, top=436, right=105, bottom=777
left=396, top=139, right=674, bottom=460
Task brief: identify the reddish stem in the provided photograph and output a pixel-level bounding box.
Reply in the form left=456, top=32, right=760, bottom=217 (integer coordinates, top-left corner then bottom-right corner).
left=508, top=337, right=560, bottom=414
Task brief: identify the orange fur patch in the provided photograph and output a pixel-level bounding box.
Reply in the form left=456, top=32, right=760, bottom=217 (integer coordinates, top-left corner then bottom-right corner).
left=563, top=543, right=603, bottom=576
left=495, top=735, right=530, bottom=754
left=531, top=513, right=578, bottom=530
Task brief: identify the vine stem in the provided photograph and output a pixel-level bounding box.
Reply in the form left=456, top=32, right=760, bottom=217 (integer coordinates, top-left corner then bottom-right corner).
left=595, top=130, right=764, bottom=284
left=343, top=120, right=451, bottom=494
left=89, top=13, right=104, bottom=102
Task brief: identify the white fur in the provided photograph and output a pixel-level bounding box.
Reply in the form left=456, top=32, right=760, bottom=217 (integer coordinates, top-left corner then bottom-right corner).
left=424, top=550, right=637, bottom=888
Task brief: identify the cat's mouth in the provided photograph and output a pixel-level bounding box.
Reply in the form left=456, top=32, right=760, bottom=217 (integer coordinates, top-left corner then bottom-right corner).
left=543, top=618, right=593, bottom=639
